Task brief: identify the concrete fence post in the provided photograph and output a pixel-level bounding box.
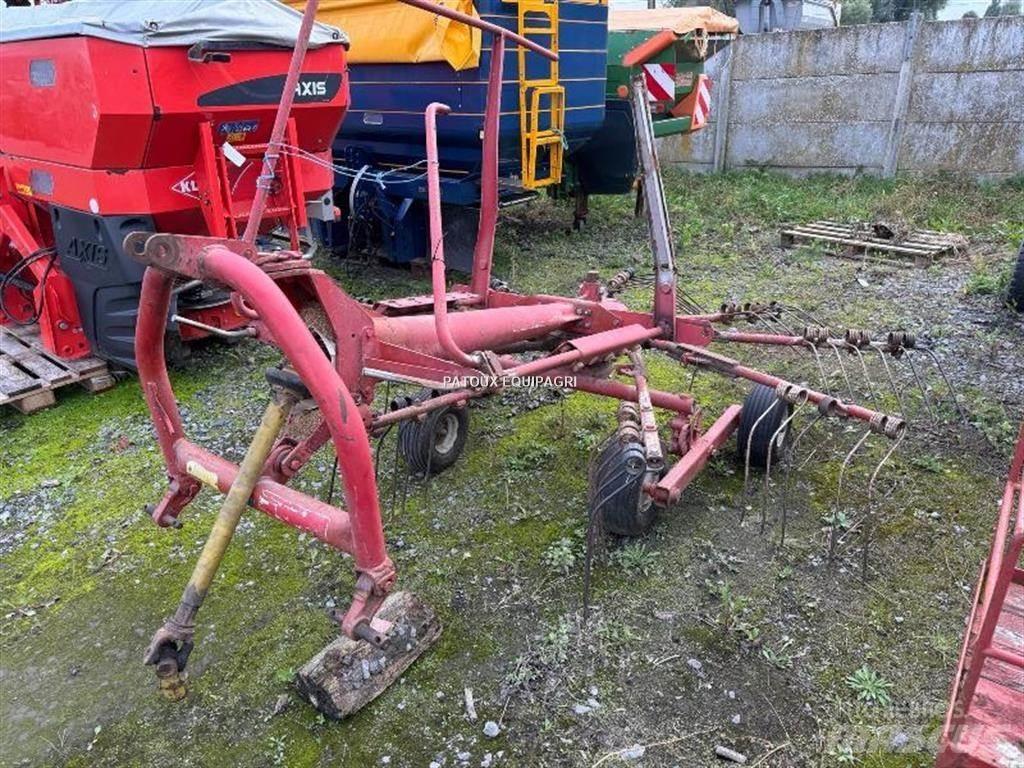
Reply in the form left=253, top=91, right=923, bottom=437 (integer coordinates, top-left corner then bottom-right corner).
left=882, top=12, right=923, bottom=177
left=712, top=42, right=735, bottom=173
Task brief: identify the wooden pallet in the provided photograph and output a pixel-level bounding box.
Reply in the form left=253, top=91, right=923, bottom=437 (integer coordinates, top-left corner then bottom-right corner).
left=780, top=220, right=962, bottom=266
left=0, top=326, right=115, bottom=414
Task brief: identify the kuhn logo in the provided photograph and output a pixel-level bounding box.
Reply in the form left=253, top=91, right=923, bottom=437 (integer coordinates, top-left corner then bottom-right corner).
left=171, top=172, right=200, bottom=200
left=296, top=79, right=327, bottom=98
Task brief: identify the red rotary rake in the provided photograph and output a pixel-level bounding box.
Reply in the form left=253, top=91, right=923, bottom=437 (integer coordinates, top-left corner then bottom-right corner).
left=130, top=0, right=942, bottom=716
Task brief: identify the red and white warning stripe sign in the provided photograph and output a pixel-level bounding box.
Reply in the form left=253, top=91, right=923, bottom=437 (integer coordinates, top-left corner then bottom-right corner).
left=691, top=74, right=711, bottom=129
left=669, top=74, right=712, bottom=131
left=642, top=62, right=676, bottom=102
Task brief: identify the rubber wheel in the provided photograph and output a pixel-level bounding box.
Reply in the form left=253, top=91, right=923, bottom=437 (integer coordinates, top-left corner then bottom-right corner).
left=590, top=440, right=656, bottom=537
left=736, top=384, right=792, bottom=470
left=397, top=402, right=469, bottom=476
left=1007, top=242, right=1024, bottom=312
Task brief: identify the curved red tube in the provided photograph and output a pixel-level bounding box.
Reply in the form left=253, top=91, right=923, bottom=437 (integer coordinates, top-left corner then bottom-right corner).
left=425, top=102, right=481, bottom=369
left=135, top=258, right=392, bottom=586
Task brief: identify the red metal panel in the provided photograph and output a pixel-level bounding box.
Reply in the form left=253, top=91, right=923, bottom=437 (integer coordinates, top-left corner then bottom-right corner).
left=0, top=38, right=153, bottom=169
left=141, top=46, right=348, bottom=169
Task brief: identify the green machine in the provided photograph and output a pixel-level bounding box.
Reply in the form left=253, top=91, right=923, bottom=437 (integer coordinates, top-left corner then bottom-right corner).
left=561, top=7, right=738, bottom=224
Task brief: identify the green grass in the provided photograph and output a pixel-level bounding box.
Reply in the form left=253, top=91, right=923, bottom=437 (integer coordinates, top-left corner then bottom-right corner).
left=2, top=169, right=1021, bottom=768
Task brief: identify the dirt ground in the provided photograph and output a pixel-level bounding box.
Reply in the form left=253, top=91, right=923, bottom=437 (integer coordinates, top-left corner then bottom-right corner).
left=1, top=171, right=1022, bottom=768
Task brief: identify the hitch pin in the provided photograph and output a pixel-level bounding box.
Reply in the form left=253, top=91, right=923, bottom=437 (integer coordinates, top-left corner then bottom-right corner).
left=172, top=314, right=257, bottom=339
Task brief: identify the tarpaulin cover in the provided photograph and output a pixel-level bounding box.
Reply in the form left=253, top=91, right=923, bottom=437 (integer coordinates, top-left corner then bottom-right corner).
left=288, top=0, right=481, bottom=70
left=0, top=0, right=347, bottom=48
left=609, top=6, right=740, bottom=36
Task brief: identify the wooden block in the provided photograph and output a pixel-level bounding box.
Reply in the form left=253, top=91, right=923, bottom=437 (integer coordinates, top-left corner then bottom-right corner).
left=12, top=389, right=56, bottom=414
left=296, top=591, right=441, bottom=720
left=80, top=373, right=116, bottom=393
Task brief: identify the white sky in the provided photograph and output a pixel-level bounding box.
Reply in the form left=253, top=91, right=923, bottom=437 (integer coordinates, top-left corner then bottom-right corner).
left=607, top=0, right=994, bottom=21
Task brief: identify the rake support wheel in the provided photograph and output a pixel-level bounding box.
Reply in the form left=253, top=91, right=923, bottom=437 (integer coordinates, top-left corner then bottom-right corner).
left=737, top=384, right=792, bottom=469
left=1007, top=242, right=1024, bottom=312
left=397, top=398, right=469, bottom=476
left=591, top=440, right=657, bottom=537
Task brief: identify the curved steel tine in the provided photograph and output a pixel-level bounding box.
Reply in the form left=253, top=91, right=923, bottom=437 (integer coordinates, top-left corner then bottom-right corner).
left=919, top=347, right=969, bottom=425
left=424, top=416, right=440, bottom=507
left=778, top=304, right=821, bottom=333
left=584, top=470, right=639, bottom=622
left=765, top=309, right=800, bottom=337
left=849, top=345, right=881, bottom=408
left=741, top=404, right=778, bottom=522
left=683, top=292, right=707, bottom=314
left=779, top=302, right=827, bottom=328
left=779, top=411, right=825, bottom=545
left=389, top=421, right=402, bottom=515
left=828, top=342, right=856, bottom=401
left=904, top=348, right=937, bottom=421
left=325, top=455, right=338, bottom=505
left=373, top=424, right=394, bottom=479
left=805, top=343, right=832, bottom=396
left=873, top=345, right=907, bottom=416
left=762, top=398, right=807, bottom=536
left=374, top=381, right=393, bottom=480
left=829, top=427, right=873, bottom=561
left=861, top=427, right=906, bottom=579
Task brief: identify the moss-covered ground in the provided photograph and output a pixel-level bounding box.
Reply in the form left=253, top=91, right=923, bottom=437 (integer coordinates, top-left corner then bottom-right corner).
left=1, top=171, right=1021, bottom=768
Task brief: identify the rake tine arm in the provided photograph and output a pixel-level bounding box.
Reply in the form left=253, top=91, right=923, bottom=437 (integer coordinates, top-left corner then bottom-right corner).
left=873, top=346, right=908, bottom=415
left=848, top=345, right=880, bottom=408
left=903, top=349, right=937, bottom=420
left=652, top=340, right=907, bottom=437
left=743, top=405, right=777, bottom=502
left=827, top=341, right=857, bottom=402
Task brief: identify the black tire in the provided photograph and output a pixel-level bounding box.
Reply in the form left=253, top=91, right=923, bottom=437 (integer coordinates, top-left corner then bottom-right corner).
left=590, top=440, right=656, bottom=537
left=397, top=402, right=469, bottom=476
left=1007, top=242, right=1024, bottom=312
left=736, top=384, right=792, bottom=470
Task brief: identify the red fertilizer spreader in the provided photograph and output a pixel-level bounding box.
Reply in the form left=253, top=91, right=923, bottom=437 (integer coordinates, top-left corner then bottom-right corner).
left=0, top=0, right=348, bottom=367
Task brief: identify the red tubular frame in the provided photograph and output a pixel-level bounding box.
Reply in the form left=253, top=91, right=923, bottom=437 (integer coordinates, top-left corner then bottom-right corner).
left=128, top=0, right=908, bottom=658
left=425, top=101, right=479, bottom=368
left=469, top=33, right=505, bottom=298
left=240, top=0, right=320, bottom=244
left=135, top=248, right=394, bottom=635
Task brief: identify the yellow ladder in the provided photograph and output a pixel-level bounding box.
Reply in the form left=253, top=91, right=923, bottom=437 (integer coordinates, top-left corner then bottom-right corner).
left=515, top=0, right=565, bottom=189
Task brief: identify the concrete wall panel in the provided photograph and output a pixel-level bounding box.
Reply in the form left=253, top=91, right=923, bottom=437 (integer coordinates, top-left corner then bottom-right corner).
left=899, top=122, right=1024, bottom=173
left=662, top=15, right=1024, bottom=178
left=731, top=74, right=899, bottom=124
left=915, top=16, right=1024, bottom=73
left=730, top=23, right=906, bottom=80
left=726, top=122, right=888, bottom=170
